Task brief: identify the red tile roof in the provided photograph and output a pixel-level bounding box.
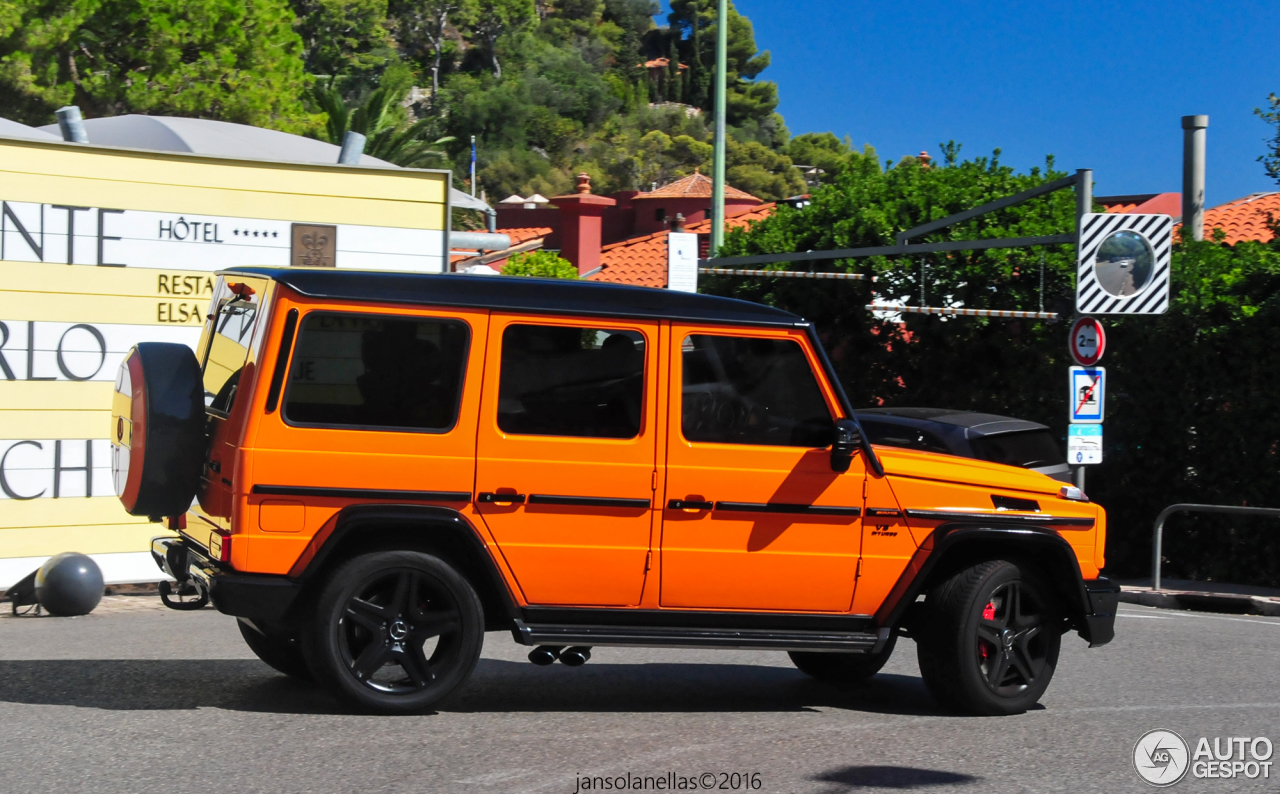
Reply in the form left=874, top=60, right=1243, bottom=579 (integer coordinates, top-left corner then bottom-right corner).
left=499, top=226, right=554, bottom=246
left=1198, top=193, right=1279, bottom=245
left=635, top=171, right=759, bottom=202
left=591, top=203, right=777, bottom=288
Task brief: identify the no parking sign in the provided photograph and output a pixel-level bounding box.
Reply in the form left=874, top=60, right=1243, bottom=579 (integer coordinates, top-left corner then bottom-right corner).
left=1069, top=367, right=1105, bottom=423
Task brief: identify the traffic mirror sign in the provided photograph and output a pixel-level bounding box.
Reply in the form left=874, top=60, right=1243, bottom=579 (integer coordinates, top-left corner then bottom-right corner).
left=1069, top=366, right=1105, bottom=423
left=1070, top=317, right=1106, bottom=366
left=1068, top=424, right=1102, bottom=465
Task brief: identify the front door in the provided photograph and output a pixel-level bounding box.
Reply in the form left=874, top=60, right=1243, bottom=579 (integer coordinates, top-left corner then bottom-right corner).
left=474, top=315, right=660, bottom=607
left=660, top=327, right=865, bottom=612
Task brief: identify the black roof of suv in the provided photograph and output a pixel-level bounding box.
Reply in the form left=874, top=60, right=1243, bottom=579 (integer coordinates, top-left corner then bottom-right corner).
left=224, top=267, right=804, bottom=328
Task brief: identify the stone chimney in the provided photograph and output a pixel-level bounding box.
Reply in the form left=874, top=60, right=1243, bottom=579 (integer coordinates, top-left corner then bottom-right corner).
left=551, top=173, right=616, bottom=276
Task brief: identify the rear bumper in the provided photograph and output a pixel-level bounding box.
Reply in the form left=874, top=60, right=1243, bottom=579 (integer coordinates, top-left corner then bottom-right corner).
left=151, top=537, right=301, bottom=623
left=1081, top=576, right=1120, bottom=647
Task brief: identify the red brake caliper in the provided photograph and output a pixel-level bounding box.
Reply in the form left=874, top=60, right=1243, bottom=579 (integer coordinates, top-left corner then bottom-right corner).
left=979, top=602, right=996, bottom=661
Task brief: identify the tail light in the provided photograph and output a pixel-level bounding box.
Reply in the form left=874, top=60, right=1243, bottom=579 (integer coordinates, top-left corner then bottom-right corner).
left=209, top=529, right=232, bottom=563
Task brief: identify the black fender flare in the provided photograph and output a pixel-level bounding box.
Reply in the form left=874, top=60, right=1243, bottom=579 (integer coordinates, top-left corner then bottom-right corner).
left=876, top=523, right=1098, bottom=641
left=294, top=503, right=522, bottom=628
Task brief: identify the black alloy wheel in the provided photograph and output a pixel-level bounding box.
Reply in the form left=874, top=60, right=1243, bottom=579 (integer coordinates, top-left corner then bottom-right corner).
left=304, top=551, right=484, bottom=714
left=916, top=560, right=1062, bottom=715
left=974, top=580, right=1052, bottom=698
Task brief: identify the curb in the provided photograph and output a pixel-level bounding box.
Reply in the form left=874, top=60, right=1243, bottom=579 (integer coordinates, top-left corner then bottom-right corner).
left=1120, top=587, right=1280, bottom=617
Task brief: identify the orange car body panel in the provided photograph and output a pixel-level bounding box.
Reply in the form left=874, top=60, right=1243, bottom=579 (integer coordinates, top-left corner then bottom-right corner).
left=185, top=276, right=1105, bottom=617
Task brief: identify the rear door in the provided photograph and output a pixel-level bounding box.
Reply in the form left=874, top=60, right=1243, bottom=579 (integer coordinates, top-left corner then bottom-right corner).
left=474, top=315, right=661, bottom=607
left=660, top=327, right=865, bottom=612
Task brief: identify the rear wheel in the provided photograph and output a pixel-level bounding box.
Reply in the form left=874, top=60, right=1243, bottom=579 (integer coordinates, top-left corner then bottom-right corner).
left=916, top=560, right=1061, bottom=715
left=789, top=633, right=897, bottom=683
left=302, top=551, right=484, bottom=714
left=238, top=619, right=312, bottom=680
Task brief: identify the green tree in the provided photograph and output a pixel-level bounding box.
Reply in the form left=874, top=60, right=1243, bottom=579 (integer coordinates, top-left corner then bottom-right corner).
left=501, top=249, right=578, bottom=277
left=785, top=132, right=863, bottom=184
left=471, top=0, right=535, bottom=79
left=290, top=0, right=395, bottom=77
left=667, top=0, right=775, bottom=124
left=0, top=0, right=315, bottom=130
left=725, top=137, right=805, bottom=200
left=1258, top=93, right=1280, bottom=185
left=389, top=0, right=477, bottom=100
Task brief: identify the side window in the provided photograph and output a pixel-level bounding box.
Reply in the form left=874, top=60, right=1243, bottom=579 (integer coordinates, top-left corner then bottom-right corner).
left=682, top=334, right=834, bottom=448
left=498, top=324, right=645, bottom=439
left=283, top=312, right=469, bottom=432
left=201, top=282, right=263, bottom=415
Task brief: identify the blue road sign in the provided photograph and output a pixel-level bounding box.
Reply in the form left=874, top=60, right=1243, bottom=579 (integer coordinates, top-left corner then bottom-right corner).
left=1069, top=366, right=1105, bottom=423
left=1068, top=424, right=1103, bottom=465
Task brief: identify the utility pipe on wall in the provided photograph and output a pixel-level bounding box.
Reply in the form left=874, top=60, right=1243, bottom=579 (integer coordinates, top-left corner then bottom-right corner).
left=338, top=131, right=367, bottom=165
left=1181, top=115, right=1208, bottom=241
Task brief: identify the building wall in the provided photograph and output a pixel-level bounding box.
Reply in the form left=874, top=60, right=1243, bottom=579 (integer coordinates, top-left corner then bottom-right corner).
left=0, top=138, right=450, bottom=587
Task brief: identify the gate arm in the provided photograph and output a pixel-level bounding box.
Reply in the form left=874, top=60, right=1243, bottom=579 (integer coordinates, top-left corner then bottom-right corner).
left=896, top=173, right=1081, bottom=244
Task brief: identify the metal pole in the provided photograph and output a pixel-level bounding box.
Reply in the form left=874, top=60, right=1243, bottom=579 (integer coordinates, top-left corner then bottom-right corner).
left=470, top=135, right=478, bottom=198
left=710, top=0, right=727, bottom=254
left=1075, top=168, right=1092, bottom=228
left=1181, top=115, right=1208, bottom=241
left=1072, top=168, right=1093, bottom=495
left=1151, top=503, right=1280, bottom=591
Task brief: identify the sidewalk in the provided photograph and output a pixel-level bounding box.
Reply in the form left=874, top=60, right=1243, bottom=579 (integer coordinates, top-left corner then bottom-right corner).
left=1117, top=578, right=1280, bottom=617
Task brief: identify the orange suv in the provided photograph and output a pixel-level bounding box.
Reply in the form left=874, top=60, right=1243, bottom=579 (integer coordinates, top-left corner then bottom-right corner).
left=112, top=267, right=1118, bottom=715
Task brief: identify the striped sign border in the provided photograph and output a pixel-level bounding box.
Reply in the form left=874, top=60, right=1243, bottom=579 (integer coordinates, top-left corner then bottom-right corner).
left=1076, top=213, right=1173, bottom=315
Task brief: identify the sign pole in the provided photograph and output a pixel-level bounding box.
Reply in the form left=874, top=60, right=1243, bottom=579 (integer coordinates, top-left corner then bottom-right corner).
left=710, top=0, right=727, bottom=255
left=1072, top=170, right=1092, bottom=491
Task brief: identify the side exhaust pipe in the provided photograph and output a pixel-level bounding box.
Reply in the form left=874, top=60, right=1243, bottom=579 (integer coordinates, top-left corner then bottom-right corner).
left=559, top=646, right=592, bottom=666
left=528, top=646, right=564, bottom=666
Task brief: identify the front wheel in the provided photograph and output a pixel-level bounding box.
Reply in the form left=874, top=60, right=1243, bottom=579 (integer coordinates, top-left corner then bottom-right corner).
left=302, top=551, right=484, bottom=714
left=916, top=560, right=1062, bottom=715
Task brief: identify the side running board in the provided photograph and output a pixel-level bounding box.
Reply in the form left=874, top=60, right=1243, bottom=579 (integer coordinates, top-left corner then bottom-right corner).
left=512, top=620, right=883, bottom=652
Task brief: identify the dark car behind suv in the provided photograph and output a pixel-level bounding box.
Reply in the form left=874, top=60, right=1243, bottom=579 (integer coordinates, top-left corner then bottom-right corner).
left=854, top=407, right=1071, bottom=483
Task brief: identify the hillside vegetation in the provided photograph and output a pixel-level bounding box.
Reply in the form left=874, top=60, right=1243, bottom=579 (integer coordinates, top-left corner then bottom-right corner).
left=0, top=0, right=866, bottom=200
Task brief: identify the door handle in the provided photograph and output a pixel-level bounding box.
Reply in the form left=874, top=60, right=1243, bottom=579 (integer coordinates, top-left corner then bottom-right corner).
left=668, top=499, right=713, bottom=510
left=477, top=492, right=526, bottom=504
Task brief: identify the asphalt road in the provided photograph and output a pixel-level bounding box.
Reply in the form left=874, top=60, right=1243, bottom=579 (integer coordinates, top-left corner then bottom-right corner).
left=1, top=598, right=1277, bottom=794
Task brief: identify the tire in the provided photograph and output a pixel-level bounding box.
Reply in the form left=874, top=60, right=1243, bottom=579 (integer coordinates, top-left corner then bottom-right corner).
left=915, top=560, right=1062, bottom=716
left=238, top=619, right=313, bottom=681
left=790, top=633, right=897, bottom=683
left=110, top=342, right=205, bottom=519
left=301, top=551, right=484, bottom=714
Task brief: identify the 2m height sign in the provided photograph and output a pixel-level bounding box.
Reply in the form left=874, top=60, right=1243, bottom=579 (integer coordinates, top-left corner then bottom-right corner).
left=1069, top=367, right=1105, bottom=423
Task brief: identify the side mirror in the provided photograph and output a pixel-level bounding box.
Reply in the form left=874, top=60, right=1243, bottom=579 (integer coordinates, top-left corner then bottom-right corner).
left=831, top=418, right=861, bottom=473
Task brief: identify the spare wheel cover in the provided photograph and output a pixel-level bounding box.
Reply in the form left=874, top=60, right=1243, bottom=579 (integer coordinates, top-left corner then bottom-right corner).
left=111, top=342, right=205, bottom=518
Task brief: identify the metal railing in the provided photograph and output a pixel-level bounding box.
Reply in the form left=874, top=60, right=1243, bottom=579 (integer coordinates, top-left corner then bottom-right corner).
left=1152, top=503, right=1280, bottom=591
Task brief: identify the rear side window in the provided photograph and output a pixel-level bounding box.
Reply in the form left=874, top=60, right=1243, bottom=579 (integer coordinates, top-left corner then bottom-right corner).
left=201, top=281, right=265, bottom=414
left=283, top=312, right=469, bottom=431
left=681, top=334, right=833, bottom=447
left=498, top=324, right=645, bottom=439
left=858, top=419, right=952, bottom=455
left=971, top=430, right=1065, bottom=469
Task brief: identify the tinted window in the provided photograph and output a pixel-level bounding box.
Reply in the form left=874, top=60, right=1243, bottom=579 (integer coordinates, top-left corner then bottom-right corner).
left=971, top=430, right=1064, bottom=469
left=283, top=313, right=468, bottom=431
left=682, top=335, right=833, bottom=447
left=201, top=284, right=263, bottom=413
left=858, top=419, right=952, bottom=455
left=498, top=324, right=645, bottom=439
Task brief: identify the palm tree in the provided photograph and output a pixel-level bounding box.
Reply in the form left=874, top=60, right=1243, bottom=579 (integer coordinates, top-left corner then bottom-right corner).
left=314, top=68, right=454, bottom=168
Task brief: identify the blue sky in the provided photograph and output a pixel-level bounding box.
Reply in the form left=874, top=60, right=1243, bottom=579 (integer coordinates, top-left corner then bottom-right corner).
left=660, top=1, right=1278, bottom=207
